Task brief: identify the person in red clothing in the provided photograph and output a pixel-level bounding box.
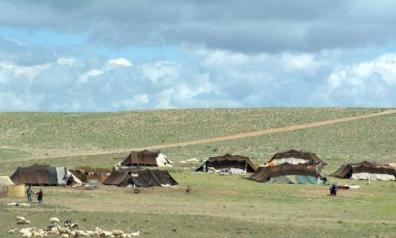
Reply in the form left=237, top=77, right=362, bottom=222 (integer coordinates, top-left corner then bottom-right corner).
left=36, top=189, right=43, bottom=204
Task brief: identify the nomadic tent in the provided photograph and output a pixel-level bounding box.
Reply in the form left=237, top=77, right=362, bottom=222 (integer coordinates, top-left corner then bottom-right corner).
left=195, top=154, right=257, bottom=173
left=103, top=168, right=178, bottom=187
left=119, top=150, right=172, bottom=167
left=264, top=150, right=327, bottom=170
left=331, top=161, right=396, bottom=181
left=10, top=164, right=82, bottom=186
left=249, top=163, right=324, bottom=184
left=0, top=176, right=24, bottom=198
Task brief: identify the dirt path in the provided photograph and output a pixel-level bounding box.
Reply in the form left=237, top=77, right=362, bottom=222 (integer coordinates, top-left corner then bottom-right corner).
left=10, top=109, right=396, bottom=162
left=140, top=109, right=396, bottom=151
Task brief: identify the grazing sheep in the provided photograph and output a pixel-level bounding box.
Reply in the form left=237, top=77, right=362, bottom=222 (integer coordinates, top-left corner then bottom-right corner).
left=8, top=228, right=17, bottom=234
left=70, top=223, right=79, bottom=229
left=21, top=231, right=32, bottom=238
left=58, top=227, right=71, bottom=235
left=61, top=234, right=70, bottom=238
left=19, top=227, right=33, bottom=234
left=112, top=230, right=124, bottom=237
left=16, top=216, right=31, bottom=225
left=49, top=217, right=60, bottom=224
left=47, top=227, right=59, bottom=235
left=130, top=231, right=140, bottom=237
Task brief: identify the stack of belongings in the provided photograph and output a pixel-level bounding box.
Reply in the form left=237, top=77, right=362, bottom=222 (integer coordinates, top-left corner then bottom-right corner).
left=0, top=176, right=25, bottom=198
left=331, top=161, right=395, bottom=181
left=250, top=150, right=327, bottom=184
left=195, top=154, right=257, bottom=174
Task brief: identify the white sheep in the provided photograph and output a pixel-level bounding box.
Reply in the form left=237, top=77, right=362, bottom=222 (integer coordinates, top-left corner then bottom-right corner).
left=130, top=231, right=140, bottom=237
left=112, top=230, right=124, bottom=237
left=49, top=217, right=60, bottom=224
left=8, top=228, right=17, bottom=234
left=22, top=231, right=32, bottom=238
left=58, top=227, right=71, bottom=235
left=61, top=234, right=69, bottom=238
left=75, top=230, right=90, bottom=237
left=47, top=227, right=59, bottom=235
left=19, top=227, right=33, bottom=234
left=16, top=216, right=31, bottom=225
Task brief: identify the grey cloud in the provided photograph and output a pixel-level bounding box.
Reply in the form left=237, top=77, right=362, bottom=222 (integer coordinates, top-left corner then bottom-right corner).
left=1, top=1, right=396, bottom=52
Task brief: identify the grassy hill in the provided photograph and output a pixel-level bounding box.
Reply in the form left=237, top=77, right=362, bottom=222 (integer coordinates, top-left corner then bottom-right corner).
left=0, top=108, right=395, bottom=238
left=0, top=108, right=379, bottom=161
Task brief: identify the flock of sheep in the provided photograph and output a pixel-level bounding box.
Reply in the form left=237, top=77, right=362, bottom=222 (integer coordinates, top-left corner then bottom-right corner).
left=8, top=216, right=140, bottom=238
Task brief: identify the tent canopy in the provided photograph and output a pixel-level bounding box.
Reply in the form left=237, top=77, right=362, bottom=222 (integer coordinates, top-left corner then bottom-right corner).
left=121, top=150, right=161, bottom=167
left=249, top=163, right=321, bottom=184
left=104, top=168, right=178, bottom=187
left=195, top=154, right=257, bottom=173
left=266, top=149, right=327, bottom=167
left=331, top=161, right=396, bottom=179
left=10, top=164, right=81, bottom=186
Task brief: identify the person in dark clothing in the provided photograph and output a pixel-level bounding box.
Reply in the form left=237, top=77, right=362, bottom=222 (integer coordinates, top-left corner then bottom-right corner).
left=329, top=183, right=338, bottom=196
left=127, top=172, right=135, bottom=188
left=36, top=189, right=43, bottom=204
left=67, top=175, right=74, bottom=186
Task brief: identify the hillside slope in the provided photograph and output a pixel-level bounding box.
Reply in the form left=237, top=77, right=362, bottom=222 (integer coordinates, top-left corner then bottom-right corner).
left=0, top=108, right=378, bottom=160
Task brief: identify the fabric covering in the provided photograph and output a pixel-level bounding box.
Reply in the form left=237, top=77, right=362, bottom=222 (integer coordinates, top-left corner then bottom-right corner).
left=268, top=175, right=322, bottom=184
left=103, top=168, right=178, bottom=187
left=249, top=163, right=321, bottom=184
left=350, top=173, right=395, bottom=181
left=0, top=176, right=15, bottom=197
left=0, top=176, right=14, bottom=186
left=331, top=161, right=396, bottom=180
left=10, top=164, right=81, bottom=186
left=266, top=150, right=327, bottom=168
left=121, top=150, right=161, bottom=167
left=195, top=154, right=257, bottom=173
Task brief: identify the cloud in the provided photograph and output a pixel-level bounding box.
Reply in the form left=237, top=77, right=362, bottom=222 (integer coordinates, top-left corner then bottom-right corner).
left=1, top=1, right=396, bottom=53
left=0, top=61, right=51, bottom=80
left=57, top=57, right=78, bottom=66
left=140, top=61, right=180, bottom=85
left=318, top=54, right=396, bottom=106
left=79, top=57, right=132, bottom=83
left=106, top=57, right=133, bottom=67
left=0, top=38, right=395, bottom=111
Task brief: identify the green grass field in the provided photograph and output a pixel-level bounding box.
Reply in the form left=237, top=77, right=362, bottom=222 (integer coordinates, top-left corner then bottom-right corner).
left=0, top=108, right=379, bottom=160
left=0, top=108, right=395, bottom=238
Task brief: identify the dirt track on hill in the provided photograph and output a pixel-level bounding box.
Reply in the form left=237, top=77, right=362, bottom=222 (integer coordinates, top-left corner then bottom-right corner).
left=138, top=109, right=396, bottom=151
left=11, top=109, right=396, bottom=162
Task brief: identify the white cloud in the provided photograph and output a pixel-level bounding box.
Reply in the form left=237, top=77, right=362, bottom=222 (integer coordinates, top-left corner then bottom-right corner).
left=280, top=53, right=319, bottom=73
left=78, top=57, right=133, bottom=84
left=57, top=57, right=78, bottom=66
left=0, top=62, right=51, bottom=80
left=79, top=69, right=104, bottom=83
left=106, top=57, right=133, bottom=69
left=140, top=61, right=180, bottom=84
left=317, top=53, right=396, bottom=106
left=1, top=42, right=396, bottom=111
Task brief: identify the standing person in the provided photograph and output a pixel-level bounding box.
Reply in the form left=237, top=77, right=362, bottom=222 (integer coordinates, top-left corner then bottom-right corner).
left=36, top=189, right=43, bottom=204
left=26, top=185, right=33, bottom=203
left=329, top=183, right=337, bottom=196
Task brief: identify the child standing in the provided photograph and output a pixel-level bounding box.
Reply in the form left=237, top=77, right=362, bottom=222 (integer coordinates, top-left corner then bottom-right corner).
left=36, top=189, right=43, bottom=204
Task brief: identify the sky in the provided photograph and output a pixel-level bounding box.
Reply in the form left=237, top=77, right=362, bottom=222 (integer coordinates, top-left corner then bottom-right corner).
left=1, top=0, right=396, bottom=111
